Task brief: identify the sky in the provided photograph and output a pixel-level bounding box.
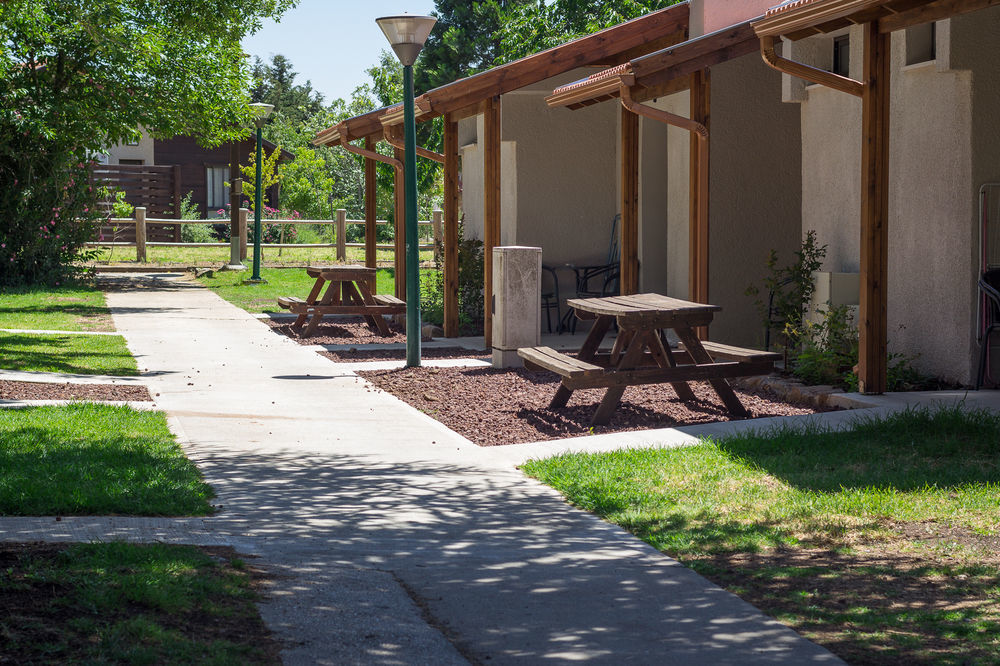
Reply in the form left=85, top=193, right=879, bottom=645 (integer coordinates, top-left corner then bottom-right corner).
left=242, top=0, right=437, bottom=105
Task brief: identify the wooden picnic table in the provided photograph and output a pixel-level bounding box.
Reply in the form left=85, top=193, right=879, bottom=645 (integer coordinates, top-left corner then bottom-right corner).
left=277, top=265, right=405, bottom=337
left=518, top=293, right=781, bottom=426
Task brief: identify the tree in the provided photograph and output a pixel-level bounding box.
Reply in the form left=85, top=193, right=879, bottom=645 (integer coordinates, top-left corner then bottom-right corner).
left=250, top=54, right=324, bottom=125
left=0, top=0, right=294, bottom=286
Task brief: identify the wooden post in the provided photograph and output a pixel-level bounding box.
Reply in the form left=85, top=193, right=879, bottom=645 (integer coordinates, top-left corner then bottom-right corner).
left=394, top=146, right=406, bottom=300
left=484, top=95, right=501, bottom=348
left=432, top=209, right=443, bottom=263
left=365, top=136, right=377, bottom=269
left=229, top=140, right=243, bottom=267
left=690, top=70, right=711, bottom=336
left=858, top=22, right=890, bottom=394
left=336, top=208, right=347, bottom=261
left=621, top=106, right=639, bottom=295
left=134, top=207, right=147, bottom=262
left=172, top=164, right=182, bottom=241
left=239, top=208, right=248, bottom=261
left=443, top=113, right=460, bottom=338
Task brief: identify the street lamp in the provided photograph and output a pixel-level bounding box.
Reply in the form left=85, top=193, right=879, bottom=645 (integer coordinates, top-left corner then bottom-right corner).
left=376, top=13, right=436, bottom=368
left=247, top=102, right=274, bottom=283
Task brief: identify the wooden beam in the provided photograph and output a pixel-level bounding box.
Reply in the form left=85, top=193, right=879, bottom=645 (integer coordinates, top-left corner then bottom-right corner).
left=689, top=70, right=710, bottom=316
left=364, top=136, right=377, bottom=270
left=879, top=0, right=1000, bottom=32
left=483, top=96, right=501, bottom=349
left=450, top=99, right=489, bottom=122
left=621, top=105, right=639, bottom=295
left=381, top=124, right=446, bottom=164
left=631, top=23, right=758, bottom=91
left=631, top=74, right=693, bottom=104
left=394, top=146, right=406, bottom=301
left=443, top=113, right=460, bottom=338
left=588, top=29, right=688, bottom=66
left=858, top=22, right=890, bottom=394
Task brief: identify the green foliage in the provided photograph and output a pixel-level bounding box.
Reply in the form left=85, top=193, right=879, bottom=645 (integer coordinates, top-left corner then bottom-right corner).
left=178, top=192, right=217, bottom=243
left=239, top=145, right=283, bottom=205
left=279, top=144, right=337, bottom=220
left=421, top=225, right=485, bottom=334
left=0, top=0, right=293, bottom=286
left=251, top=53, right=324, bottom=124
left=790, top=304, right=858, bottom=388
left=746, top=230, right=827, bottom=354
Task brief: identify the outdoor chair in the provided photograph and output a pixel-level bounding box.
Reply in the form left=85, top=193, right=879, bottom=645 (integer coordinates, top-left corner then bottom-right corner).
left=976, top=268, right=1000, bottom=389
left=558, top=214, right=622, bottom=333
left=541, top=265, right=562, bottom=334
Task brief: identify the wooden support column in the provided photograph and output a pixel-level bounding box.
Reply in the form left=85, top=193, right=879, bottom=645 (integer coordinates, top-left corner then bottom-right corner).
left=484, top=95, right=501, bottom=348
left=364, top=136, right=377, bottom=270
left=689, top=70, right=710, bottom=310
left=443, top=113, right=460, bottom=338
left=393, top=146, right=406, bottom=300
left=858, top=23, right=890, bottom=394
left=621, top=105, right=640, bottom=295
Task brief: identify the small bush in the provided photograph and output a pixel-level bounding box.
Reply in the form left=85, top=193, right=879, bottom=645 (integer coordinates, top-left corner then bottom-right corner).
left=421, top=224, right=484, bottom=335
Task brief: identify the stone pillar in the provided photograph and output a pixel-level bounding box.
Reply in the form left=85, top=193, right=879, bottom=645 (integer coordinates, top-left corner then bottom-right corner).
left=491, top=246, right=542, bottom=368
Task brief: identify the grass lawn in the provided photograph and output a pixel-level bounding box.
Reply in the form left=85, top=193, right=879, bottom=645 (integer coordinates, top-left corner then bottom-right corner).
left=0, top=282, right=114, bottom=332
left=89, top=244, right=433, bottom=267
left=0, top=331, right=138, bottom=375
left=522, top=406, right=1000, bottom=665
left=0, top=404, right=214, bottom=516
left=197, top=266, right=437, bottom=314
left=0, top=541, right=277, bottom=664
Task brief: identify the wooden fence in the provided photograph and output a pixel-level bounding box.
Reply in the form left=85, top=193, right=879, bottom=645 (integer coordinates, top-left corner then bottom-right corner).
left=87, top=208, right=444, bottom=264
left=90, top=163, right=182, bottom=243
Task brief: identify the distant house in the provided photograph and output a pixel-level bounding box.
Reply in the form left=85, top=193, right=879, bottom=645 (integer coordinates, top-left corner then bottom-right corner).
left=101, top=129, right=294, bottom=218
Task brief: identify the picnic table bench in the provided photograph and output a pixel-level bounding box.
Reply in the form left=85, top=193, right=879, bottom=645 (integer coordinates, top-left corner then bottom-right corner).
left=277, top=265, right=405, bottom=337
left=518, top=293, right=780, bottom=425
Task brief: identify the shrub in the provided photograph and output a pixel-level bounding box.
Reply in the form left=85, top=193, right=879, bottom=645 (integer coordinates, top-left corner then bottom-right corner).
left=421, top=224, right=484, bottom=335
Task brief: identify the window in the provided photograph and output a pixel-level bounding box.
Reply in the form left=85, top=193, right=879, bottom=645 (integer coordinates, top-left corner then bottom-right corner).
left=833, top=35, right=850, bottom=77
left=118, top=158, right=143, bottom=165
left=206, top=166, right=230, bottom=210
left=906, top=22, right=936, bottom=65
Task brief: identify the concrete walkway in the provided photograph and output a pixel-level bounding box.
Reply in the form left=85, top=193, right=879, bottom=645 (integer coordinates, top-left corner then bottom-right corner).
left=7, top=272, right=906, bottom=664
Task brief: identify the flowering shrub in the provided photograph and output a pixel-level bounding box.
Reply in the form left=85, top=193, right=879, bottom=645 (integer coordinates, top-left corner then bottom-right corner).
left=211, top=203, right=300, bottom=244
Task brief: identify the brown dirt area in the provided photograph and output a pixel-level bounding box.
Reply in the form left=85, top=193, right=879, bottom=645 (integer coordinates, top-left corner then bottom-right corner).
left=0, top=542, right=281, bottom=664
left=320, top=347, right=489, bottom=363
left=688, top=531, right=1000, bottom=665
left=0, top=380, right=152, bottom=402
left=358, top=365, right=827, bottom=446
left=265, top=318, right=413, bottom=345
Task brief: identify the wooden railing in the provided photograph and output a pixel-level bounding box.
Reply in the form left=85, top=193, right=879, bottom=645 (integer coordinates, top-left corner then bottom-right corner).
left=87, top=207, right=444, bottom=264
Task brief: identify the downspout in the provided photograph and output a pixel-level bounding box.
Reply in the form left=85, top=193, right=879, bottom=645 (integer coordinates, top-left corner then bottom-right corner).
left=620, top=81, right=710, bottom=306
left=382, top=125, right=445, bottom=164
left=759, top=35, right=864, bottom=97
left=338, top=135, right=403, bottom=172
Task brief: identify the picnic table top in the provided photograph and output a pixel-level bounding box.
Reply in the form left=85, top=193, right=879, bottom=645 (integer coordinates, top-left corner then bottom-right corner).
left=567, top=293, right=721, bottom=319
left=306, top=265, right=377, bottom=279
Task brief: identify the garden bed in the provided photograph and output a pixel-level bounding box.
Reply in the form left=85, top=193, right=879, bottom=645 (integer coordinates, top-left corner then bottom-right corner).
left=265, top=318, right=412, bottom=345
left=320, top=347, right=489, bottom=363
left=358, top=365, right=827, bottom=447
left=0, top=379, right=152, bottom=402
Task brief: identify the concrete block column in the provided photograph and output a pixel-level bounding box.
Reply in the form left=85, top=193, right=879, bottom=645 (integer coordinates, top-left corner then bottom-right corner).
left=492, top=246, right=541, bottom=368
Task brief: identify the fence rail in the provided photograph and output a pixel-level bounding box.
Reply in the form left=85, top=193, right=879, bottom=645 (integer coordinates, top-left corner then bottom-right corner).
left=86, top=207, right=444, bottom=263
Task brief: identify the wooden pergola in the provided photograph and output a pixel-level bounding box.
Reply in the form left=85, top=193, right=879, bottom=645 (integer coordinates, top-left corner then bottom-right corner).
left=751, top=0, right=999, bottom=393
left=313, top=2, right=691, bottom=343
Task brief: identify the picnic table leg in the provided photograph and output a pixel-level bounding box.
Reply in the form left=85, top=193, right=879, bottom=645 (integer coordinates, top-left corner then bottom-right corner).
left=293, top=277, right=326, bottom=330
left=649, top=329, right=697, bottom=401
left=549, top=315, right=612, bottom=409
left=303, top=279, right=341, bottom=337
left=352, top=279, right=392, bottom=336
left=591, top=329, right=651, bottom=426
left=673, top=326, right=749, bottom=417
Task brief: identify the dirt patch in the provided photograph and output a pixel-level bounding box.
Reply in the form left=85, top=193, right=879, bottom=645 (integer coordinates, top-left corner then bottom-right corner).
left=689, top=538, right=1000, bottom=665
left=358, top=365, right=826, bottom=446
left=320, top=347, right=490, bottom=363
left=0, top=380, right=152, bottom=402
left=265, top=318, right=412, bottom=345
left=891, top=520, right=1000, bottom=553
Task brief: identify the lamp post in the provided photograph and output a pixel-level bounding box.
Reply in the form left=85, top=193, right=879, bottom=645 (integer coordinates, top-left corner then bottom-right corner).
left=376, top=13, right=436, bottom=368
left=247, top=102, right=274, bottom=283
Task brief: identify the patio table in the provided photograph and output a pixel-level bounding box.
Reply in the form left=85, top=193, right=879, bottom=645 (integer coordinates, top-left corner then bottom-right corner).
left=277, top=265, right=404, bottom=337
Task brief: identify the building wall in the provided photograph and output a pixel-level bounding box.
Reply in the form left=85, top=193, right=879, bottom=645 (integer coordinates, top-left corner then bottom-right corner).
left=104, top=127, right=155, bottom=165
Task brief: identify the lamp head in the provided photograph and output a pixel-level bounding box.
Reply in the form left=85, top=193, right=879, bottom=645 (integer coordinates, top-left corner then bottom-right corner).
left=375, top=14, right=437, bottom=67
left=249, top=102, right=275, bottom=128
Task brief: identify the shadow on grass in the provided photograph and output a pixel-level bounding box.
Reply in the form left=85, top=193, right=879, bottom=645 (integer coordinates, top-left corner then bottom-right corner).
left=0, top=333, right=137, bottom=375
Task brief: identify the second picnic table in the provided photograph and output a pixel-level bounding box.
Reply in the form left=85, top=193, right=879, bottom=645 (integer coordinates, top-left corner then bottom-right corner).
left=277, top=265, right=405, bottom=337
left=518, top=293, right=781, bottom=425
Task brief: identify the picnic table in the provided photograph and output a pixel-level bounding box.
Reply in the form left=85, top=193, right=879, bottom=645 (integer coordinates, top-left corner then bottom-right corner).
left=518, top=293, right=781, bottom=426
left=277, top=265, right=405, bottom=337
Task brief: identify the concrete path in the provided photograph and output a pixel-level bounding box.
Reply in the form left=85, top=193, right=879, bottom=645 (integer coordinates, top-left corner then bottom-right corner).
left=5, top=273, right=859, bottom=664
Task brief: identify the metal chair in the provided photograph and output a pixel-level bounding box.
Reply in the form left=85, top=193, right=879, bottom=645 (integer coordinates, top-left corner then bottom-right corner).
left=976, top=268, right=1000, bottom=389
left=540, top=265, right=562, bottom=334
left=559, top=214, right=621, bottom=333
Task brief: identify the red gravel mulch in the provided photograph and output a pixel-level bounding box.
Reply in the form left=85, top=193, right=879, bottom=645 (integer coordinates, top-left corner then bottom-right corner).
left=320, top=347, right=489, bottom=363
left=358, top=365, right=828, bottom=447
left=0, top=380, right=153, bottom=402
left=264, top=317, right=412, bottom=345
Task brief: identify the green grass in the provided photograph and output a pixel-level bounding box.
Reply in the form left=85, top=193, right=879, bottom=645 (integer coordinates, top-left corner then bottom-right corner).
left=0, top=542, right=276, bottom=664
left=89, top=244, right=433, bottom=267
left=0, top=283, right=114, bottom=332
left=0, top=331, right=138, bottom=375
left=522, top=406, right=1000, bottom=664
left=198, top=266, right=437, bottom=314
left=0, top=404, right=214, bottom=515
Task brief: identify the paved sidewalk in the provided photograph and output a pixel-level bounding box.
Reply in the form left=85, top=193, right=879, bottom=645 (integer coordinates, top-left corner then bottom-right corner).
left=4, top=273, right=854, bottom=664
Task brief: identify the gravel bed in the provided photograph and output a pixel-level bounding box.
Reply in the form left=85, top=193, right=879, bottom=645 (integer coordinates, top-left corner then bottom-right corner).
left=0, top=380, right=153, bottom=402
left=358, top=366, right=828, bottom=447
left=321, top=348, right=490, bottom=363
left=264, top=318, right=412, bottom=345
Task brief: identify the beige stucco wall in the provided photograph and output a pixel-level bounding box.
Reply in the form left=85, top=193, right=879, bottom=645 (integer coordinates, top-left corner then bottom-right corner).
left=795, top=19, right=983, bottom=384
left=103, top=127, right=155, bottom=165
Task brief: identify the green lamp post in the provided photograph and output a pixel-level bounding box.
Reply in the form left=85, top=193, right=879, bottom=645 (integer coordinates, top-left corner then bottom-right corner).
left=247, top=102, right=274, bottom=283
left=376, top=13, right=436, bottom=368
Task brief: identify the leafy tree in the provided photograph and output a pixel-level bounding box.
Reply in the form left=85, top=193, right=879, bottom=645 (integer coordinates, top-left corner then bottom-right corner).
left=250, top=54, right=324, bottom=125
left=237, top=146, right=282, bottom=208
left=0, top=0, right=294, bottom=285
left=498, top=0, right=678, bottom=61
